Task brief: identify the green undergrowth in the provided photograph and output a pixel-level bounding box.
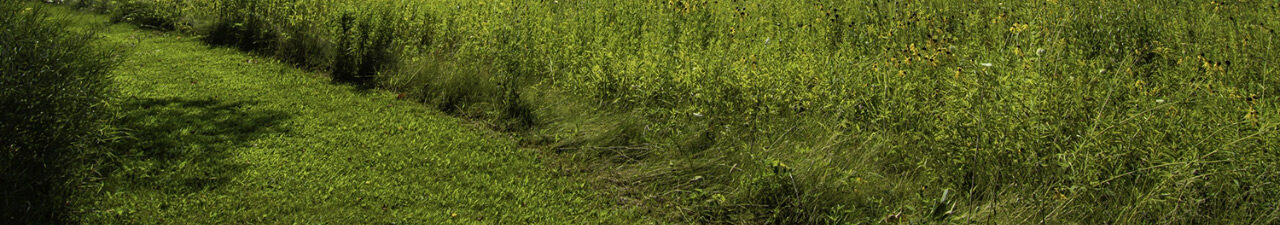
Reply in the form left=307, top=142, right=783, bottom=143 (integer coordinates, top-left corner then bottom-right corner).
left=43, top=0, right=1280, bottom=224
left=1, top=2, right=116, bottom=223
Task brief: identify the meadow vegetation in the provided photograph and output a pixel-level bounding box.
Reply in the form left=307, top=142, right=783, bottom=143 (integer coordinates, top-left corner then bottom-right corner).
left=25, top=0, right=1280, bottom=224
left=1, top=2, right=116, bottom=223
left=6, top=4, right=646, bottom=223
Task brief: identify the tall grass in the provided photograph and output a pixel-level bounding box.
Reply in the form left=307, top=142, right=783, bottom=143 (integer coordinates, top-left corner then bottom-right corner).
left=1, top=2, right=116, bottom=223
left=55, top=0, right=1280, bottom=223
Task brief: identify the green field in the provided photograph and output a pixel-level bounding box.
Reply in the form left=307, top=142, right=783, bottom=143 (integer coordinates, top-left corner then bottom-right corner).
left=4, top=0, right=1279, bottom=224
left=5, top=4, right=642, bottom=224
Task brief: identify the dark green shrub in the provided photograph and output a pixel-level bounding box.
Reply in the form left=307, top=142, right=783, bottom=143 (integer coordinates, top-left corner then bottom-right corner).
left=205, top=0, right=277, bottom=52
left=332, top=13, right=359, bottom=83
left=0, top=2, right=115, bottom=223
left=62, top=0, right=189, bottom=30
left=276, top=24, right=332, bottom=70
left=333, top=10, right=401, bottom=86
left=108, top=0, right=178, bottom=30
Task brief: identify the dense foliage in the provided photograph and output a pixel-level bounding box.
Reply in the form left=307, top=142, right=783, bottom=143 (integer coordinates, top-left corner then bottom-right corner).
left=56, top=0, right=1280, bottom=223
left=1, top=2, right=115, bottom=223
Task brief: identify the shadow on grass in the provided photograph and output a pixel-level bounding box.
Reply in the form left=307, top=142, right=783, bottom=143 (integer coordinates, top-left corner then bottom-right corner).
left=1, top=97, right=292, bottom=223
left=101, top=97, right=292, bottom=193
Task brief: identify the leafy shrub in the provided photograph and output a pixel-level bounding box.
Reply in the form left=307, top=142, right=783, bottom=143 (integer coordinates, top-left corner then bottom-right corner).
left=108, top=0, right=177, bottom=29
left=275, top=21, right=332, bottom=70
left=66, top=0, right=199, bottom=31
left=205, top=0, right=277, bottom=52
left=332, top=10, right=401, bottom=86
left=0, top=2, right=115, bottom=223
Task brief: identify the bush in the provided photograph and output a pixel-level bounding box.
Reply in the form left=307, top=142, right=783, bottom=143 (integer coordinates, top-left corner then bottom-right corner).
left=333, top=9, right=402, bottom=86
left=66, top=0, right=198, bottom=31
left=0, top=2, right=116, bottom=223
left=205, top=0, right=277, bottom=52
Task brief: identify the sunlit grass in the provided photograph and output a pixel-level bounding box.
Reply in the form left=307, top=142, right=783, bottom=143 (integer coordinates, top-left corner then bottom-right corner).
left=34, top=7, right=646, bottom=224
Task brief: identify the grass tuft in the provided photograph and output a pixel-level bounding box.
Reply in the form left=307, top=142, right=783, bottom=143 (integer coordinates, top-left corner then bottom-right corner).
left=1, top=2, right=116, bottom=223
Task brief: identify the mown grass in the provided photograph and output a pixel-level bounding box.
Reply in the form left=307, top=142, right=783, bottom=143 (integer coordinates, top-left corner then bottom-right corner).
left=38, top=0, right=1280, bottom=224
left=15, top=6, right=648, bottom=224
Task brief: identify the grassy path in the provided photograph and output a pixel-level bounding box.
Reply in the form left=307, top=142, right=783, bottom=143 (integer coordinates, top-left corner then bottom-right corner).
left=59, top=8, right=640, bottom=224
